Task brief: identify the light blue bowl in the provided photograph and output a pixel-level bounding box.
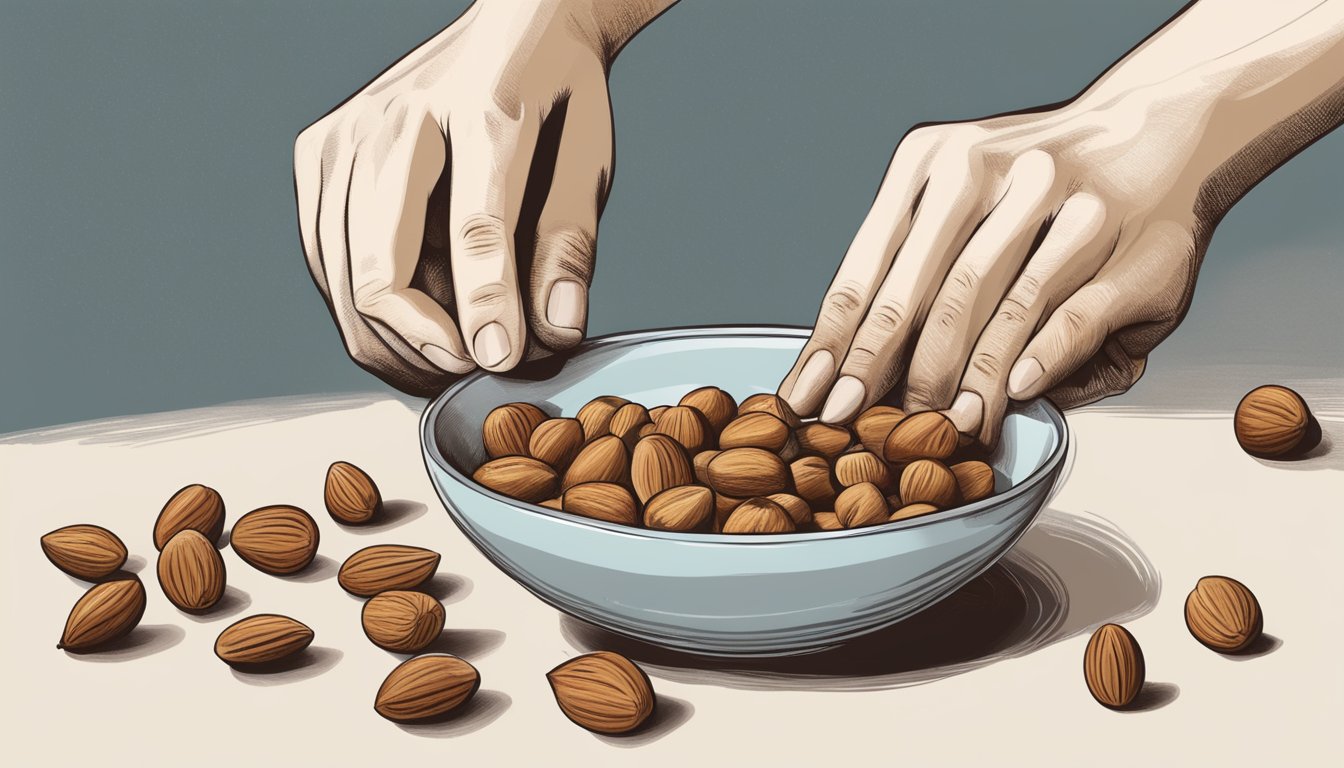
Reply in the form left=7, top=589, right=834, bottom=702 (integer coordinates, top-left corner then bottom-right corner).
left=421, top=326, right=1067, bottom=657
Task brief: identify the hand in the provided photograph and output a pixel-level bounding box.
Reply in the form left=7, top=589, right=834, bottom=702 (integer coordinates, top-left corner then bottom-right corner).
left=294, top=0, right=672, bottom=394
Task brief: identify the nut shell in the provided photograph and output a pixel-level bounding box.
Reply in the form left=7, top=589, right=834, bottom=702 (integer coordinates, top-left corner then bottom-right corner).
left=215, top=614, right=314, bottom=665
left=483, top=402, right=547, bottom=458
left=789, top=456, right=837, bottom=509
left=547, top=651, right=655, bottom=734
left=157, top=529, right=226, bottom=612
left=723, top=497, right=796, bottom=534
left=707, top=448, right=790, bottom=498
left=1234, top=385, right=1318, bottom=458
left=576, top=396, right=630, bottom=441
left=562, top=436, right=630, bottom=491
left=692, top=450, right=720, bottom=485
left=766, top=493, right=813, bottom=526
left=651, top=406, right=712, bottom=454
left=1083, top=623, right=1144, bottom=709
left=643, top=485, right=714, bottom=532
left=475, top=456, right=560, bottom=502
left=679, top=386, right=738, bottom=434
left=835, top=483, right=889, bottom=528
left=812, top=511, right=843, bottom=531
left=950, top=461, right=995, bottom=502
left=59, top=578, right=146, bottom=653
left=718, top=412, right=791, bottom=453
left=883, top=411, right=958, bottom=463
left=736, top=393, right=801, bottom=428
left=325, top=461, right=382, bottom=524
left=362, top=591, right=446, bottom=653
left=1184, top=575, right=1263, bottom=653
left=376, top=654, right=481, bottom=723
left=795, top=423, right=852, bottom=459
left=528, top=418, right=586, bottom=471
left=608, top=403, right=653, bottom=448
left=230, top=505, right=320, bottom=575
left=153, top=484, right=225, bottom=550
left=338, top=544, right=441, bottom=597
left=854, top=406, right=905, bottom=454
left=40, top=524, right=127, bottom=580
left=835, top=451, right=895, bottom=492
left=630, top=435, right=694, bottom=503
left=889, top=502, right=940, bottom=522
left=900, top=459, right=960, bottom=508
left=563, top=482, right=640, bottom=526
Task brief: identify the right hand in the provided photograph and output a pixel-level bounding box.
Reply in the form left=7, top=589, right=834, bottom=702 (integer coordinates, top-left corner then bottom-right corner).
left=294, top=0, right=666, bottom=394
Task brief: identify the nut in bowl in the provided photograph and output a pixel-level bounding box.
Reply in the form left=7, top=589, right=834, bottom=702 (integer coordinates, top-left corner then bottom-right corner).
left=422, top=327, right=1068, bottom=656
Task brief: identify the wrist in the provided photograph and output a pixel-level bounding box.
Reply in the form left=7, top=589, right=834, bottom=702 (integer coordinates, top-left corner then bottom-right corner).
left=566, top=0, right=678, bottom=62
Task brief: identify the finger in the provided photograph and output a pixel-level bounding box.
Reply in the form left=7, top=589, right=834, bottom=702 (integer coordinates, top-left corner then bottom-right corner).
left=904, top=149, right=1057, bottom=416
left=819, top=156, right=984, bottom=424
left=527, top=88, right=613, bottom=351
left=449, top=106, right=539, bottom=372
left=1044, top=337, right=1148, bottom=409
left=348, top=112, right=474, bottom=374
left=951, top=192, right=1111, bottom=445
left=778, top=129, right=939, bottom=416
left=293, top=124, right=329, bottom=303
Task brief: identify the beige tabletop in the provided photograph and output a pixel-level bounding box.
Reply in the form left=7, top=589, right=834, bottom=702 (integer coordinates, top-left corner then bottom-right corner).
left=2, top=391, right=1340, bottom=766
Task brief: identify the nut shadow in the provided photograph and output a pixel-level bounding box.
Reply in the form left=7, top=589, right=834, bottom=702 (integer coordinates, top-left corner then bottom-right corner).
left=63, top=624, right=185, bottom=662
left=392, top=628, right=505, bottom=661
left=121, top=554, right=146, bottom=573
left=1221, top=632, right=1283, bottom=661
left=394, top=690, right=511, bottom=738
left=595, top=695, right=694, bottom=747
left=1250, top=419, right=1341, bottom=472
left=1119, top=681, right=1179, bottom=713
left=229, top=646, right=343, bottom=686
left=416, top=573, right=473, bottom=605
left=343, top=499, right=429, bottom=534
left=178, top=585, right=251, bottom=623
left=277, top=554, right=339, bottom=583
left=561, top=509, right=1159, bottom=691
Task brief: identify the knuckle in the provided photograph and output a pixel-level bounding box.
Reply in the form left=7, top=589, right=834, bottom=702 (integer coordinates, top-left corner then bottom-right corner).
left=466, top=280, right=511, bottom=310
left=1055, top=305, right=1094, bottom=339
left=819, top=280, right=869, bottom=326
left=995, top=294, right=1031, bottom=326
left=865, top=301, right=909, bottom=334
left=969, top=350, right=1003, bottom=379
left=903, top=377, right=938, bottom=408
left=1012, top=273, right=1044, bottom=305
left=536, top=225, right=597, bottom=282
left=457, top=214, right=510, bottom=259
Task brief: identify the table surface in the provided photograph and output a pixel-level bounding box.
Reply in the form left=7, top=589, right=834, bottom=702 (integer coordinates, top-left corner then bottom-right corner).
left=2, top=392, right=1340, bottom=766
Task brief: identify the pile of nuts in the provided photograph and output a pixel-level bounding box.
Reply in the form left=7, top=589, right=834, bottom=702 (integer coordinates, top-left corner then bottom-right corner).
left=41, top=465, right=658, bottom=734
left=472, top=388, right=999, bottom=534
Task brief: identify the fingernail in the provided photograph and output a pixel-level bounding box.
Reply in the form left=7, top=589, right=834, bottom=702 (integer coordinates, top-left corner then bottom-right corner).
left=819, top=376, right=866, bottom=424
left=421, top=344, right=470, bottom=372
left=546, top=279, right=586, bottom=331
left=783, top=350, right=835, bottom=415
left=946, top=391, right=984, bottom=435
left=472, top=323, right=511, bottom=368
left=1007, top=358, right=1043, bottom=398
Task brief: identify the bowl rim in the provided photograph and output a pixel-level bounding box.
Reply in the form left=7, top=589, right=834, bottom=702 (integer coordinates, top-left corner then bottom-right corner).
left=421, top=324, right=1069, bottom=544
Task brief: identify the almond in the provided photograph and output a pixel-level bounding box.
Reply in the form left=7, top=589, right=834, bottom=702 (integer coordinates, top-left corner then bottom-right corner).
left=153, top=483, right=225, bottom=550
left=483, top=402, right=547, bottom=458
left=362, top=591, right=446, bottom=653
left=692, top=449, right=720, bottom=485
left=679, top=386, right=738, bottom=434
left=643, top=485, right=714, bottom=532
left=528, top=418, right=586, bottom=471
left=737, top=393, right=801, bottom=428
left=1234, top=384, right=1319, bottom=458
left=563, top=482, right=640, bottom=526
left=576, top=395, right=629, bottom=441
left=1083, top=623, right=1144, bottom=709
left=608, top=403, right=653, bottom=448
left=59, top=578, right=146, bottom=653
left=812, top=511, right=843, bottom=531
left=795, top=423, right=852, bottom=459
left=40, top=524, right=127, bottom=580
left=230, top=505, right=320, bottom=575
left=338, top=544, right=440, bottom=597
left=376, top=654, right=481, bottom=723
left=539, top=497, right=563, bottom=511
left=900, top=459, right=960, bottom=507
left=157, top=529, right=226, bottom=612
left=1184, top=576, right=1263, bottom=653
left=651, top=406, right=711, bottom=454
left=950, top=460, right=995, bottom=502
left=713, top=492, right=745, bottom=532
left=475, top=455, right=561, bottom=502
left=854, top=405, right=905, bottom=454
left=723, top=497, right=796, bottom=534
left=834, top=451, right=895, bottom=492
left=883, top=411, right=958, bottom=463
left=325, top=461, right=382, bottom=524
left=835, top=483, right=889, bottom=528
left=648, top=405, right=670, bottom=422
left=718, top=412, right=791, bottom=453
left=889, top=502, right=939, bottom=522
left=766, top=493, right=813, bottom=526
left=215, top=614, right=314, bottom=665
left=637, top=423, right=658, bottom=439
left=547, top=651, right=655, bottom=734
left=630, top=435, right=693, bottom=503
left=562, top=436, right=629, bottom=491
left=790, top=456, right=838, bottom=509
left=706, top=447, right=789, bottom=497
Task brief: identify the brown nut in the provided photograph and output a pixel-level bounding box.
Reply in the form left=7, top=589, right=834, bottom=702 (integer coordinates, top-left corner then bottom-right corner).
left=679, top=386, right=738, bottom=434
left=362, top=591, right=446, bottom=653
left=950, top=460, right=995, bottom=503
left=528, top=418, right=586, bottom=472
left=157, top=529, right=226, bottom=613
left=376, top=654, right=480, bottom=723
left=40, top=524, right=128, bottom=580
left=883, top=411, right=958, bottom=464
left=766, top=493, right=813, bottom=527
left=707, top=448, right=790, bottom=498
left=692, top=449, right=720, bottom=485
left=651, top=406, right=712, bottom=454
left=736, top=393, right=801, bottom=428
left=889, top=502, right=939, bottom=522
left=713, top=492, right=746, bottom=532
left=215, top=614, right=314, bottom=665
left=483, top=402, right=547, bottom=458
left=834, top=483, right=889, bottom=528
left=1083, top=623, right=1144, bottom=709
left=547, top=651, right=654, bottom=735
left=562, top=436, right=630, bottom=491
left=644, top=485, right=714, bottom=532
left=789, top=456, right=837, bottom=509
left=1234, top=385, right=1319, bottom=458
left=576, top=396, right=630, bottom=441
left=812, top=511, right=844, bottom=531
left=1184, top=575, right=1263, bottom=653
left=631, top=435, right=694, bottom=504
left=609, top=403, right=653, bottom=448
left=834, top=451, right=895, bottom=493
left=648, top=405, right=670, bottom=422
left=854, top=405, right=905, bottom=455
left=325, top=461, right=382, bottom=524
left=899, top=459, right=960, bottom=508
left=563, top=482, right=640, bottom=526
left=230, top=505, right=320, bottom=576
left=58, top=578, right=146, bottom=653
left=474, top=456, right=560, bottom=502
left=338, top=544, right=440, bottom=597
left=719, top=412, right=791, bottom=453
left=795, top=423, right=852, bottom=459
left=722, top=497, right=796, bottom=534
left=154, top=484, right=225, bottom=550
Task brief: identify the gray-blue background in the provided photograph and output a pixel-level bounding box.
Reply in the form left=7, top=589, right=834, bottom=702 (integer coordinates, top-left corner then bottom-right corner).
left=2, top=0, right=1341, bottom=433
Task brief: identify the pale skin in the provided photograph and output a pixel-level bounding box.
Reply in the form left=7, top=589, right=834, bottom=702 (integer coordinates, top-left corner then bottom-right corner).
left=296, top=0, right=1344, bottom=442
